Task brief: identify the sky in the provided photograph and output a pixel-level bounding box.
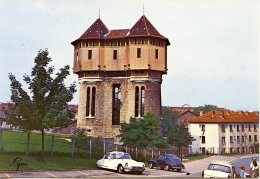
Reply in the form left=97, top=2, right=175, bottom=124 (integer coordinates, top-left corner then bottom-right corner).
left=0, top=0, right=259, bottom=111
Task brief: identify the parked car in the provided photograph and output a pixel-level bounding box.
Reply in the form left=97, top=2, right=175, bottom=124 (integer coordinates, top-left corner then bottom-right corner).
left=96, top=151, right=145, bottom=174
left=202, top=161, right=238, bottom=178
left=148, top=154, right=185, bottom=172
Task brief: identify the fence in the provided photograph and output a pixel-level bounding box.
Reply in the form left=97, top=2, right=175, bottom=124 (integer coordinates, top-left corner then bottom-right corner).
left=0, top=129, right=191, bottom=161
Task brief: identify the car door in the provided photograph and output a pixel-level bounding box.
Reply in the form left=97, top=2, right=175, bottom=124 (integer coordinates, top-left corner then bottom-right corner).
left=101, top=153, right=110, bottom=169
left=157, top=155, right=165, bottom=167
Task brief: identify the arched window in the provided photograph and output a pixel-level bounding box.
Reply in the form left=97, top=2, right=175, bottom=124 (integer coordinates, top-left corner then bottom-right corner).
left=135, top=85, right=145, bottom=117
left=86, top=86, right=96, bottom=117
left=112, top=84, right=121, bottom=125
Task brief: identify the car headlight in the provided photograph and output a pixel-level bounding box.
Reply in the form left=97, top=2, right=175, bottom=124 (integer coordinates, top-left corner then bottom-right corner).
left=143, top=164, right=145, bottom=167
left=125, top=162, right=128, bottom=166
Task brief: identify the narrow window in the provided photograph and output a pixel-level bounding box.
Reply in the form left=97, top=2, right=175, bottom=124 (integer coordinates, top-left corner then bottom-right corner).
left=230, top=136, right=233, bottom=144
left=88, top=50, right=92, bottom=59
left=230, top=148, right=233, bottom=153
left=230, top=125, right=233, bottom=132
left=201, top=125, right=205, bottom=132
left=112, top=84, right=121, bottom=125
left=155, top=49, right=159, bottom=59
left=113, top=50, right=117, bottom=60
left=140, top=86, right=145, bottom=117
left=222, top=137, right=225, bottom=145
left=202, top=136, right=205, bottom=144
left=237, top=136, right=240, bottom=144
left=237, top=125, right=240, bottom=132
left=137, top=48, right=141, bottom=58
left=242, top=136, right=245, bottom=142
left=86, top=87, right=90, bottom=116
left=254, top=124, right=257, bottom=132
left=237, top=147, right=240, bottom=153
left=221, top=125, right=225, bottom=133
left=249, top=135, right=252, bottom=142
left=249, top=124, right=251, bottom=131
left=135, top=86, right=139, bottom=117
left=91, top=87, right=96, bottom=117
left=254, top=135, right=257, bottom=142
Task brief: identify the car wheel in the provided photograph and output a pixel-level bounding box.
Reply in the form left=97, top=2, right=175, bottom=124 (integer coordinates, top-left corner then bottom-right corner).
left=117, top=165, right=125, bottom=174
left=148, top=163, right=153, bottom=169
left=177, top=169, right=181, bottom=172
left=164, top=165, right=170, bottom=171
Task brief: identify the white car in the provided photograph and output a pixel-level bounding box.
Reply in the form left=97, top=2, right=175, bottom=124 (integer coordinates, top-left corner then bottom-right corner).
left=96, top=151, right=145, bottom=174
left=202, top=161, right=237, bottom=178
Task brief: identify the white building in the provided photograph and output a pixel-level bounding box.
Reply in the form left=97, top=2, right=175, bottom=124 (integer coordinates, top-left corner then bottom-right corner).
left=188, top=110, right=259, bottom=154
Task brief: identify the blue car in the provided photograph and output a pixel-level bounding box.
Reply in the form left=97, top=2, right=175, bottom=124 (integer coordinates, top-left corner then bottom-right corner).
left=148, top=154, right=185, bottom=172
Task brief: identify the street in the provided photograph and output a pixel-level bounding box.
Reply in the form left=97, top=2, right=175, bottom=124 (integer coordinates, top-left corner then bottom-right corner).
left=0, top=154, right=258, bottom=178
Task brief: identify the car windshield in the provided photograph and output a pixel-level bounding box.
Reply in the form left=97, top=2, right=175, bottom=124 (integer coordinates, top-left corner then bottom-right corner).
left=119, top=153, right=132, bottom=159
left=208, top=164, right=231, bottom=173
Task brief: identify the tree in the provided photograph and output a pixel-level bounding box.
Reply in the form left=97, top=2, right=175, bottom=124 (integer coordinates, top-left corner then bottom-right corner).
left=193, top=105, right=220, bottom=116
left=118, top=113, right=165, bottom=148
left=168, top=125, right=194, bottom=160
left=7, top=49, right=76, bottom=158
left=161, top=107, right=179, bottom=137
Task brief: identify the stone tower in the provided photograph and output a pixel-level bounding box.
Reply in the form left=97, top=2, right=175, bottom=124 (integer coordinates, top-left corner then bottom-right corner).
left=71, top=16, right=170, bottom=142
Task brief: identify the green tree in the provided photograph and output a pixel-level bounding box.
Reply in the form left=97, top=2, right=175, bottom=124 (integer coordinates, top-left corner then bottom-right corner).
left=161, top=107, right=179, bottom=137
left=7, top=49, right=76, bottom=158
left=118, top=113, right=165, bottom=148
left=168, top=125, right=194, bottom=160
left=193, top=105, right=220, bottom=116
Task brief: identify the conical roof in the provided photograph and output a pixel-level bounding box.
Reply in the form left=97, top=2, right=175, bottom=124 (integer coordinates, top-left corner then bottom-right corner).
left=128, top=15, right=166, bottom=39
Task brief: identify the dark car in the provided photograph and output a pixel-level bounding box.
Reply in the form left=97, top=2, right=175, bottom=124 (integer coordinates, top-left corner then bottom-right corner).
left=148, top=154, right=185, bottom=172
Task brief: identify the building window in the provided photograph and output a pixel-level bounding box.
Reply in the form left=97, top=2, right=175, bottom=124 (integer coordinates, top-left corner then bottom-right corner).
left=202, top=136, right=205, bottom=144
left=137, top=48, right=141, bottom=58
left=249, top=135, right=252, bottom=142
left=201, top=125, right=205, bottom=132
left=88, top=50, right=92, bottom=59
left=237, top=136, right=240, bottom=144
left=242, top=136, right=245, bottom=142
left=230, top=148, right=233, bottom=153
left=221, top=137, right=225, bottom=145
left=221, top=125, right=225, bottom=133
left=134, top=86, right=145, bottom=117
left=141, top=86, right=145, bottom=117
left=254, top=124, right=257, bottom=132
left=249, top=124, right=251, bottom=132
left=155, top=49, right=159, bottom=59
left=230, top=125, right=233, bottom=132
left=112, top=84, right=121, bottom=125
left=230, top=136, right=233, bottom=144
left=113, top=50, right=117, bottom=60
left=254, top=135, right=258, bottom=142
left=86, top=87, right=90, bottom=117
left=86, top=86, right=96, bottom=117
left=242, top=147, right=245, bottom=153
left=237, top=125, right=240, bottom=132
left=242, top=124, right=245, bottom=132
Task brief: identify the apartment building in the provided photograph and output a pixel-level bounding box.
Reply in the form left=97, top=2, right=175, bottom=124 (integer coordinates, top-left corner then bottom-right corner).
left=188, top=110, right=259, bottom=154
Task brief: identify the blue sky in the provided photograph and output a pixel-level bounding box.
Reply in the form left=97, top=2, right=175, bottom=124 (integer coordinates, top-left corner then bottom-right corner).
left=0, top=0, right=259, bottom=111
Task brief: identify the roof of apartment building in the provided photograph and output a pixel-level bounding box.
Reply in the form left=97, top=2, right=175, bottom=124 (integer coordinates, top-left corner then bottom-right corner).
left=188, top=110, right=259, bottom=123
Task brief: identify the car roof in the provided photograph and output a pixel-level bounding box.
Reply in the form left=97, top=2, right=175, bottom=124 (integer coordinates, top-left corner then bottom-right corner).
left=210, top=161, right=233, bottom=167
left=106, top=151, right=127, bottom=155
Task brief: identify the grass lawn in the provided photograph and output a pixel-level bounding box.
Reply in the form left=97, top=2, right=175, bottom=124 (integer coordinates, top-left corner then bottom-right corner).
left=0, top=153, right=97, bottom=172
left=2, top=131, right=73, bottom=154
left=182, top=155, right=211, bottom=162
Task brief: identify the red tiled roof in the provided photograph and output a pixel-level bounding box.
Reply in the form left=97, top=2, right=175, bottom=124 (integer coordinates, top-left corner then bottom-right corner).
left=105, top=29, right=130, bottom=39
left=72, top=16, right=170, bottom=45
left=128, top=16, right=166, bottom=39
left=188, top=111, right=259, bottom=123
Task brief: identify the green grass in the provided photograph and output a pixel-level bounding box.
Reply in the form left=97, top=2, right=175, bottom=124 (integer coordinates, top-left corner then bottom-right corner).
left=2, top=131, right=73, bottom=154
left=0, top=153, right=97, bottom=172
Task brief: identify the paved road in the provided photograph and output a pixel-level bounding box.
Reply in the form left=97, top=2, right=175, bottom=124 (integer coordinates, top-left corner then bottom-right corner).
left=0, top=154, right=258, bottom=178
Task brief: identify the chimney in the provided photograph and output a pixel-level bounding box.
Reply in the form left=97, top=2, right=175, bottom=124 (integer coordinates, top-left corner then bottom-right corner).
left=211, top=110, right=215, bottom=117
left=200, top=111, right=203, bottom=116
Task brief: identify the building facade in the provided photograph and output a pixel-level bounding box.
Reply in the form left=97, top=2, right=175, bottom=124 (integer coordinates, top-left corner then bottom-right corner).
left=71, top=16, right=170, bottom=141
left=188, top=110, right=259, bottom=154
